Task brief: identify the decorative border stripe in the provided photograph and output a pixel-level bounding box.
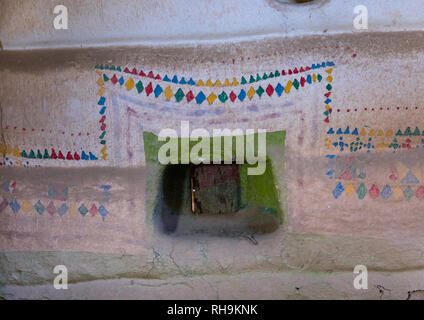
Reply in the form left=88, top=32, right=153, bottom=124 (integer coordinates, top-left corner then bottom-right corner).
left=94, top=61, right=335, bottom=88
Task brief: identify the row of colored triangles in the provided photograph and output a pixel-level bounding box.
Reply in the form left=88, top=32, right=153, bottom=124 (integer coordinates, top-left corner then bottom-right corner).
left=327, top=127, right=424, bottom=136
left=95, top=61, right=334, bottom=87
left=19, top=149, right=98, bottom=160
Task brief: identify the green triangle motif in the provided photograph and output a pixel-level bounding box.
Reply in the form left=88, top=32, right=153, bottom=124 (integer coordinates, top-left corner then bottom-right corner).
left=43, top=149, right=50, bottom=159
left=241, top=76, right=247, bottom=84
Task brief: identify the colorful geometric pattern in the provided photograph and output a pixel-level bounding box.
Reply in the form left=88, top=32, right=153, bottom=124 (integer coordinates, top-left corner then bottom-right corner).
left=0, top=181, right=111, bottom=221
left=101, top=71, right=325, bottom=105
left=96, top=71, right=108, bottom=160
left=325, top=127, right=424, bottom=153
left=332, top=182, right=424, bottom=201
left=0, top=144, right=98, bottom=161
left=95, top=61, right=335, bottom=88
left=323, top=68, right=333, bottom=123
left=0, top=198, right=110, bottom=221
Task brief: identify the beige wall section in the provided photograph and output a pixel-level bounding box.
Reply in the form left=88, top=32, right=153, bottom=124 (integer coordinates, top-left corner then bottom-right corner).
left=1, top=0, right=424, bottom=50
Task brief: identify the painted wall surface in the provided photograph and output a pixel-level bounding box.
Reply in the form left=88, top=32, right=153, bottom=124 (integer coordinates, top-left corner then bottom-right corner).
left=1, top=0, right=424, bottom=299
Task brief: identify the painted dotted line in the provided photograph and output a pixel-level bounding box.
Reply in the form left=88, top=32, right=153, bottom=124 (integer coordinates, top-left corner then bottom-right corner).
left=335, top=106, right=424, bottom=113
left=3, top=127, right=91, bottom=136
left=94, top=61, right=335, bottom=88
left=99, top=72, right=324, bottom=105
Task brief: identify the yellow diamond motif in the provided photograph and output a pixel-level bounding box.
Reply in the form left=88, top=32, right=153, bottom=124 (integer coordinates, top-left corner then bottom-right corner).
left=393, top=187, right=403, bottom=200
left=68, top=204, right=78, bottom=216
left=98, top=87, right=105, bottom=96
left=345, top=184, right=355, bottom=197
left=125, top=78, right=135, bottom=91
left=312, top=74, right=317, bottom=82
left=247, top=87, right=256, bottom=99
left=327, top=76, right=333, bottom=83
left=326, top=68, right=333, bottom=74
left=285, top=81, right=292, bottom=94
left=163, top=86, right=174, bottom=100
left=102, top=153, right=107, bottom=160
left=386, top=129, right=393, bottom=136
left=97, top=77, right=105, bottom=86
left=100, top=145, right=107, bottom=154
left=21, top=200, right=32, bottom=213
left=207, top=93, right=217, bottom=104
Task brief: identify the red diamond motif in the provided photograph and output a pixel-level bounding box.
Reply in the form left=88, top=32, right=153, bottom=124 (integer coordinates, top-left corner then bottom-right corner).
left=300, top=77, right=306, bottom=87
left=266, top=84, right=274, bottom=97
left=186, top=90, right=195, bottom=102
left=145, top=82, right=153, bottom=96
left=416, top=186, right=424, bottom=199
left=111, top=74, right=118, bottom=85
left=229, top=91, right=237, bottom=102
